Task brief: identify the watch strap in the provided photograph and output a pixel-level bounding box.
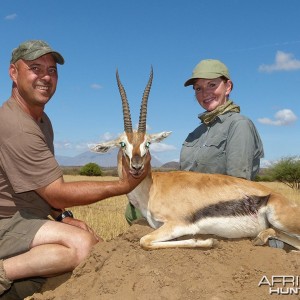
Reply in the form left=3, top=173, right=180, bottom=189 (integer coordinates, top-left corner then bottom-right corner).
left=55, top=210, right=74, bottom=222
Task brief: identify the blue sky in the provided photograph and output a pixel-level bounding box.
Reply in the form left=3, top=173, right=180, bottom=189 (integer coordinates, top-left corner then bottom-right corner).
left=1, top=0, right=299, bottom=166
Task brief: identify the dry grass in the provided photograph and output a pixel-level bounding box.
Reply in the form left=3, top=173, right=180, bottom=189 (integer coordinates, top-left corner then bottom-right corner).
left=64, top=175, right=300, bottom=241
left=64, top=175, right=129, bottom=241
left=259, top=181, right=300, bottom=204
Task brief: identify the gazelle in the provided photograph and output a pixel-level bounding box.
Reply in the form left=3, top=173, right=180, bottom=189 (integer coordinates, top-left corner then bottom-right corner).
left=91, top=68, right=300, bottom=251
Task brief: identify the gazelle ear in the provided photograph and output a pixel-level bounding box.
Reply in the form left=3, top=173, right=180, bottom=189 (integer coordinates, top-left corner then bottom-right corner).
left=90, top=139, right=120, bottom=153
left=148, top=131, right=172, bottom=143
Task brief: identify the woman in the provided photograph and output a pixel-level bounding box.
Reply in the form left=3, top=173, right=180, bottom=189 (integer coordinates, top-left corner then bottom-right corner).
left=180, top=59, right=264, bottom=180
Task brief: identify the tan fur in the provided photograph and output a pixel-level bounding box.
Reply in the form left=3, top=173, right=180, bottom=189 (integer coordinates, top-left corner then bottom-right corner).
left=94, top=136, right=300, bottom=251
left=90, top=70, right=300, bottom=250
left=125, top=163, right=300, bottom=250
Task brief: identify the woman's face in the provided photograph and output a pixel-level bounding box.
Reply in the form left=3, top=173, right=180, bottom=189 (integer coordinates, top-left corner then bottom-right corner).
left=193, top=77, right=232, bottom=112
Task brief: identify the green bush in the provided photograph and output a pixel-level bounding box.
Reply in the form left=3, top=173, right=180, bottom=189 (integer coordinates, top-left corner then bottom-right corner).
left=61, top=166, right=81, bottom=175
left=265, top=156, right=300, bottom=190
left=79, top=163, right=102, bottom=176
left=255, top=174, right=273, bottom=182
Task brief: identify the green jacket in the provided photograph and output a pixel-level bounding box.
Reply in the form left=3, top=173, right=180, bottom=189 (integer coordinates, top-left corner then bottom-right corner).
left=179, top=111, right=264, bottom=180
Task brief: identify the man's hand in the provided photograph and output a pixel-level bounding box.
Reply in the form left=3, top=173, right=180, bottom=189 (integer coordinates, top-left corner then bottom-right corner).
left=120, top=152, right=151, bottom=193
left=62, top=217, right=102, bottom=242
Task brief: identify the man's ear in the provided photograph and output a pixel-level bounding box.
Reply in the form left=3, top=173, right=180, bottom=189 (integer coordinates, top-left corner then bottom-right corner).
left=9, top=64, right=18, bottom=82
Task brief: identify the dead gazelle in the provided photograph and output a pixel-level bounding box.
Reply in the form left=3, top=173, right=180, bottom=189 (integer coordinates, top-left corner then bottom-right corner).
left=91, top=68, right=300, bottom=251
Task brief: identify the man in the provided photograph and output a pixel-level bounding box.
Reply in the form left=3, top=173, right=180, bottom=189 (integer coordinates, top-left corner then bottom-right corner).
left=0, top=40, right=150, bottom=299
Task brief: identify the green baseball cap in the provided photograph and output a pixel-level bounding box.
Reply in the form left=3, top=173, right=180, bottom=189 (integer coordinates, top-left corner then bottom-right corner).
left=184, top=59, right=231, bottom=87
left=10, top=40, right=64, bottom=65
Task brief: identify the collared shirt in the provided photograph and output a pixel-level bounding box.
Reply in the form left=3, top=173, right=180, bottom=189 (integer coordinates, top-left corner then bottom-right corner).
left=179, top=111, right=264, bottom=180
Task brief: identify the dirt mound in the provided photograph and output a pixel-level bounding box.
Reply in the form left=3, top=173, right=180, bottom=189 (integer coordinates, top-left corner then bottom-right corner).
left=27, top=221, right=300, bottom=300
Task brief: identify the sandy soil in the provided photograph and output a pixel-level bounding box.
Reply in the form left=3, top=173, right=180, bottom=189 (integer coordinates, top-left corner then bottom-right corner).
left=27, top=221, right=300, bottom=300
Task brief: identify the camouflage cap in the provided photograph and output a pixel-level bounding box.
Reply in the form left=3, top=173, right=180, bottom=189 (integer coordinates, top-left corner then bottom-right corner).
left=184, top=59, right=231, bottom=87
left=10, top=40, right=64, bottom=65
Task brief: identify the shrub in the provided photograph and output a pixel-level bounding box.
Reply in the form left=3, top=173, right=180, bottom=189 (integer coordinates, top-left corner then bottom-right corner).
left=61, top=166, right=81, bottom=175
left=265, top=156, right=300, bottom=190
left=255, top=174, right=273, bottom=182
left=79, top=163, right=102, bottom=176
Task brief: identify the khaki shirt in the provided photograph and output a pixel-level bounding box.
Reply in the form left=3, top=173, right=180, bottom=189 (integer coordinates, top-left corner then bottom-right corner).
left=0, top=98, right=63, bottom=218
left=180, top=111, right=264, bottom=180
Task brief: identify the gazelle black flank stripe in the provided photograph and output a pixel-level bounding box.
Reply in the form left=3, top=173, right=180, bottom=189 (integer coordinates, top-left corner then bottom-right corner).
left=187, top=195, right=270, bottom=223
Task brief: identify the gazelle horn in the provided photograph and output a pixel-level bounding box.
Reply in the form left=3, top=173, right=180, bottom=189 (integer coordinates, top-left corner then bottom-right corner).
left=138, top=66, right=153, bottom=133
left=116, top=69, right=133, bottom=133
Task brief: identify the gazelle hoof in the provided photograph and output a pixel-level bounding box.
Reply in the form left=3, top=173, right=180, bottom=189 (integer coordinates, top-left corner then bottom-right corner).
left=212, top=239, right=219, bottom=247
left=268, top=238, right=284, bottom=249
left=252, top=236, right=265, bottom=246
left=253, top=228, right=277, bottom=246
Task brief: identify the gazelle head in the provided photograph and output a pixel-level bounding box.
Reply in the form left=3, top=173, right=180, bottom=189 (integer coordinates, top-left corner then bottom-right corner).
left=91, top=67, right=171, bottom=177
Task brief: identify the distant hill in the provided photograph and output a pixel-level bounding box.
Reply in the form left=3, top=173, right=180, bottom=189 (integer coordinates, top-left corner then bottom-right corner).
left=56, top=149, right=163, bottom=167
left=161, top=161, right=179, bottom=169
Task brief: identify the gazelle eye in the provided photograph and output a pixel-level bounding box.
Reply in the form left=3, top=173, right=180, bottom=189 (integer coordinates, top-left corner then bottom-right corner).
left=120, top=142, right=126, bottom=148
left=145, top=141, right=151, bottom=149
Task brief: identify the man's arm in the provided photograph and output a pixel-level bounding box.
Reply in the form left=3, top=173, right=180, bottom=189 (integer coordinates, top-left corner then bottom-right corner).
left=36, top=153, right=151, bottom=209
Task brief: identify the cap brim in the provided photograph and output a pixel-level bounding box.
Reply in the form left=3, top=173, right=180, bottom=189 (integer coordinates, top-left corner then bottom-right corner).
left=51, top=52, right=65, bottom=65
left=22, top=50, right=65, bottom=65
left=184, top=72, right=230, bottom=87
left=184, top=78, right=197, bottom=87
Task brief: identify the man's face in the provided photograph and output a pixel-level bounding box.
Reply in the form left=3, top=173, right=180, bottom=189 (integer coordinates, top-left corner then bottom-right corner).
left=193, top=78, right=232, bottom=112
left=10, top=54, right=58, bottom=108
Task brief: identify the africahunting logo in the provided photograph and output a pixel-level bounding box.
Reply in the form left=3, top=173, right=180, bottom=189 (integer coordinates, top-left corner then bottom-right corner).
left=258, top=275, right=300, bottom=295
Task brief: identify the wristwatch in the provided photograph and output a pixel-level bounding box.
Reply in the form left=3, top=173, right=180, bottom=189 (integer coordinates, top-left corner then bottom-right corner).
left=55, top=210, right=74, bottom=222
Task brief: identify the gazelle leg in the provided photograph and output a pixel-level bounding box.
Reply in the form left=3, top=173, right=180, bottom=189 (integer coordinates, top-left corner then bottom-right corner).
left=253, top=228, right=300, bottom=250
left=275, top=230, right=300, bottom=250
left=140, top=222, right=217, bottom=250
left=253, top=228, right=276, bottom=246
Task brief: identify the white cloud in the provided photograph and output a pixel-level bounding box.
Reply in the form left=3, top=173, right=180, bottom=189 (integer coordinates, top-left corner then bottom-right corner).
left=5, top=14, right=17, bottom=20
left=102, top=132, right=114, bottom=141
left=260, top=158, right=273, bottom=168
left=150, top=143, right=176, bottom=153
left=75, top=143, right=89, bottom=151
left=258, top=109, right=297, bottom=126
left=87, top=132, right=115, bottom=149
left=54, top=141, right=72, bottom=149
left=259, top=51, right=300, bottom=72
left=55, top=140, right=89, bottom=151
left=90, top=83, right=102, bottom=89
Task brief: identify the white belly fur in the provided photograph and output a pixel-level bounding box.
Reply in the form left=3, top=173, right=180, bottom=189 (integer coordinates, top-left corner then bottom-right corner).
left=193, top=214, right=268, bottom=238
